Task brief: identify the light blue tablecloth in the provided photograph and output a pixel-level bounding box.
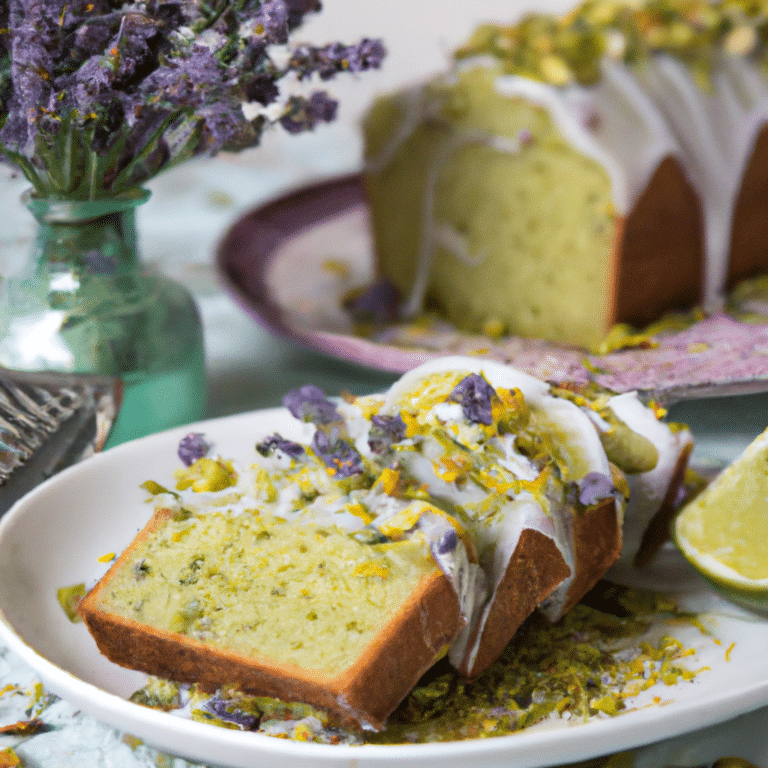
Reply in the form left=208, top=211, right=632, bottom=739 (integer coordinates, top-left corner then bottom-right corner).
left=1, top=128, right=767, bottom=767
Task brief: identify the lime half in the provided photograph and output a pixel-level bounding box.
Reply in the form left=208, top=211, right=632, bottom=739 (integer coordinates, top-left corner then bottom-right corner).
left=673, top=429, right=768, bottom=616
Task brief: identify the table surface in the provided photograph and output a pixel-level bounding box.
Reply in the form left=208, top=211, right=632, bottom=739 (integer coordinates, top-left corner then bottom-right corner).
left=2, top=0, right=768, bottom=762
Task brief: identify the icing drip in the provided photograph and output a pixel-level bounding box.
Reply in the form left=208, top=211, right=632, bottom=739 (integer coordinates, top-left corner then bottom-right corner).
left=365, top=41, right=768, bottom=321
left=637, top=53, right=768, bottom=308
left=401, top=128, right=529, bottom=319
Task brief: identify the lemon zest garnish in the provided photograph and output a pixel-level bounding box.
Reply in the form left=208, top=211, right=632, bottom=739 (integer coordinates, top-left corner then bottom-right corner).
left=379, top=467, right=400, bottom=495
left=353, top=562, right=389, bottom=579
left=346, top=502, right=374, bottom=525
left=400, top=410, right=423, bottom=438
left=436, top=456, right=469, bottom=484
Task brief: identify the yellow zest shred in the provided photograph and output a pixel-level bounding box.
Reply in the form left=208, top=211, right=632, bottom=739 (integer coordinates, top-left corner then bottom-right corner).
left=353, top=562, right=389, bottom=579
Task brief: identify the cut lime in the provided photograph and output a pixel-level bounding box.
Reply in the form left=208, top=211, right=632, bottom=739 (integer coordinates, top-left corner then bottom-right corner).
left=672, top=429, right=768, bottom=616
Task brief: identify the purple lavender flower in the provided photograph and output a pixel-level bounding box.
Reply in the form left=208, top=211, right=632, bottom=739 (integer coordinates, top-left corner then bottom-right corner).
left=311, top=428, right=364, bottom=478
left=435, top=527, right=458, bottom=555
left=448, top=373, right=497, bottom=426
left=244, top=0, right=289, bottom=46
left=284, top=0, right=322, bottom=30
left=255, top=432, right=305, bottom=458
left=0, top=0, right=384, bottom=196
left=577, top=472, right=615, bottom=506
left=344, top=38, right=386, bottom=73
left=288, top=38, right=386, bottom=80
left=279, top=91, right=337, bottom=134
left=282, top=384, right=341, bottom=426
left=205, top=696, right=259, bottom=730
left=368, top=413, right=406, bottom=454
left=178, top=432, right=210, bottom=466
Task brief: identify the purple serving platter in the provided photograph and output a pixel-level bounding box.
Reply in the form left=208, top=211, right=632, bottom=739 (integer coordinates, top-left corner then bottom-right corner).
left=216, top=173, right=768, bottom=405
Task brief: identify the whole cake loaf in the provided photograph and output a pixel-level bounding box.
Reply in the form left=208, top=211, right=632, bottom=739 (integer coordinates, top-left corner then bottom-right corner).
left=362, top=0, right=768, bottom=347
left=78, top=356, right=692, bottom=729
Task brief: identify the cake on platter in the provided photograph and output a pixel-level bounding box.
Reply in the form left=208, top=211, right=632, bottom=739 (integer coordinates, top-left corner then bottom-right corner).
left=362, top=0, right=768, bottom=348
left=78, top=357, right=692, bottom=730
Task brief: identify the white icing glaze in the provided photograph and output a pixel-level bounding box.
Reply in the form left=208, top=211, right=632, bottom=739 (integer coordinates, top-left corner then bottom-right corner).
left=381, top=355, right=549, bottom=412
left=382, top=355, right=619, bottom=628
left=452, top=498, right=559, bottom=671
left=604, top=391, right=692, bottom=578
left=365, top=49, right=768, bottom=319
left=635, top=53, right=768, bottom=308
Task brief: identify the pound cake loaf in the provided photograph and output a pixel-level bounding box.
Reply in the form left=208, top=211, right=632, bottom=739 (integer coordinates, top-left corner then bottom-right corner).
left=79, top=356, right=692, bottom=727
left=362, top=0, right=768, bottom=347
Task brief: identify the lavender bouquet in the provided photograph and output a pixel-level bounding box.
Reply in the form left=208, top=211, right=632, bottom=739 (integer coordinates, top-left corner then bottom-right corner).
left=0, top=0, right=384, bottom=199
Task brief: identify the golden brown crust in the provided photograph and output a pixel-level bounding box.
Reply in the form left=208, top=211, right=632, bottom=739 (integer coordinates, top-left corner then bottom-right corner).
left=457, top=527, right=571, bottom=678
left=728, top=124, right=768, bottom=290
left=78, top=509, right=463, bottom=731
left=612, top=156, right=705, bottom=329
left=633, top=439, right=693, bottom=568
left=559, top=497, right=622, bottom=618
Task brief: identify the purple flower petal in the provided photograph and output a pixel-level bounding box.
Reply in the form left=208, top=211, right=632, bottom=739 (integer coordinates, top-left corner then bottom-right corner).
left=435, top=527, right=458, bottom=555
left=448, top=373, right=496, bottom=426
left=367, top=413, right=406, bottom=454
left=255, top=432, right=305, bottom=458
left=205, top=696, right=259, bottom=730
left=279, top=91, right=338, bottom=134
left=578, top=471, right=615, bottom=506
left=311, top=428, right=364, bottom=478
left=282, top=384, right=341, bottom=426
left=178, top=432, right=209, bottom=466
left=345, top=278, right=401, bottom=324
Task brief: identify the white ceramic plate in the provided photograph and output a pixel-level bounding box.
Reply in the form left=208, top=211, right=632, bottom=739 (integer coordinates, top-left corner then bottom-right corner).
left=1, top=408, right=768, bottom=768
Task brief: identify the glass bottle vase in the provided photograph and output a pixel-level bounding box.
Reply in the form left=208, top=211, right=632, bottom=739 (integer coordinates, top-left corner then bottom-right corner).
left=0, top=188, right=206, bottom=448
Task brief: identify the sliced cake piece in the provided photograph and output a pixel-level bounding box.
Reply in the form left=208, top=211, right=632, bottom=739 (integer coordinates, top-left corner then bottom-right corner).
left=362, top=1, right=768, bottom=346
left=373, top=356, right=624, bottom=676
left=78, top=504, right=463, bottom=731
left=363, top=59, right=703, bottom=347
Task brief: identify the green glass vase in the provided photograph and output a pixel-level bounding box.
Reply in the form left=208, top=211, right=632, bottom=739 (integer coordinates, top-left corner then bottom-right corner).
left=0, top=188, right=206, bottom=448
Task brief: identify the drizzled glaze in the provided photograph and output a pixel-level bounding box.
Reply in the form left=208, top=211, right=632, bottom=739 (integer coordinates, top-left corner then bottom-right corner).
left=364, top=1, right=768, bottom=319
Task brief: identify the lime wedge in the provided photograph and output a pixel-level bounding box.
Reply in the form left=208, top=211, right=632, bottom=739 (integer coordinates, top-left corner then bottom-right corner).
left=673, top=429, right=768, bottom=616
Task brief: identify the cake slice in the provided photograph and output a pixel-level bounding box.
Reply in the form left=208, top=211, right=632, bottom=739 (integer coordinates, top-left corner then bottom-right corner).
left=374, top=356, right=624, bottom=675
left=78, top=505, right=463, bottom=730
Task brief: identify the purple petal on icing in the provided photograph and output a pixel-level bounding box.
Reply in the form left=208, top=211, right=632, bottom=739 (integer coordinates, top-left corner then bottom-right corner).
left=311, top=428, right=364, bottom=477
left=435, top=527, right=458, bottom=555
left=282, top=384, right=341, bottom=426
left=578, top=471, right=615, bottom=506
left=344, top=278, right=401, bottom=324
left=448, top=373, right=496, bottom=425
left=367, top=413, right=406, bottom=454
left=177, top=432, right=209, bottom=466
left=255, top=432, right=305, bottom=458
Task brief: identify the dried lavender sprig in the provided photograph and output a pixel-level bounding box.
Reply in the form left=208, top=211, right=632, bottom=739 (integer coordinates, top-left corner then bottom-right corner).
left=0, top=0, right=384, bottom=198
